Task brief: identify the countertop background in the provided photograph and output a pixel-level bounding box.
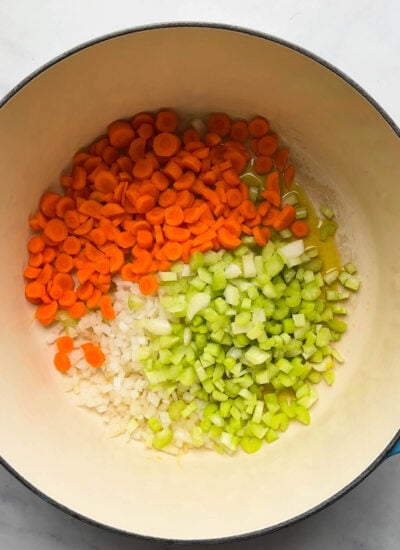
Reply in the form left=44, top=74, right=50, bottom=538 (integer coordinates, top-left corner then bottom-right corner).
left=0, top=1, right=399, bottom=548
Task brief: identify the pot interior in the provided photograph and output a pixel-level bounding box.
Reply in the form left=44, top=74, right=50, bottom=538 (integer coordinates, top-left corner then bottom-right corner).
left=0, top=26, right=399, bottom=540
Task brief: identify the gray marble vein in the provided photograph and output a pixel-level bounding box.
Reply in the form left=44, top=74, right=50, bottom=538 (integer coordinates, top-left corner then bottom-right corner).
left=1, top=0, right=400, bottom=548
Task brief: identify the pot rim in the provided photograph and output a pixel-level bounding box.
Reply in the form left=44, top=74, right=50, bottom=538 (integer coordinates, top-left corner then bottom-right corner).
left=1, top=21, right=399, bottom=545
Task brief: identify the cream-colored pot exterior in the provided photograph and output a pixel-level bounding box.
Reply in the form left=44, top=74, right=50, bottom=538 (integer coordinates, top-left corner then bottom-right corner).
left=0, top=25, right=399, bottom=541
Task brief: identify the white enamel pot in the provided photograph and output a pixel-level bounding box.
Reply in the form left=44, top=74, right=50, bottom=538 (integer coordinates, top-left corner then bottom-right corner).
left=0, top=24, right=399, bottom=543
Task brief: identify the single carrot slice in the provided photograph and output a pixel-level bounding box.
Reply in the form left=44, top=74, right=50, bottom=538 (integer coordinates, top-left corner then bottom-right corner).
left=274, top=148, right=289, bottom=172
left=152, top=132, right=180, bottom=157
left=54, top=351, right=71, bottom=373
left=230, top=120, right=249, bottom=142
left=35, top=301, right=58, bottom=325
left=139, top=274, right=159, bottom=295
left=40, top=192, right=61, bottom=218
left=54, top=253, right=74, bottom=273
left=44, top=218, right=68, bottom=242
left=162, top=241, right=183, bottom=261
left=108, top=120, right=135, bottom=148
left=136, top=229, right=154, bottom=249
left=254, top=156, right=273, bottom=175
left=68, top=301, right=87, bottom=319
left=248, top=116, right=269, bottom=138
left=284, top=164, right=295, bottom=188
left=99, top=294, right=115, bottom=321
left=56, top=336, right=74, bottom=353
left=163, top=160, right=183, bottom=181
left=217, top=227, right=242, bottom=250
left=25, top=281, right=46, bottom=300
left=273, top=204, right=296, bottom=231
left=226, top=188, right=242, bottom=208
left=24, top=266, right=41, bottom=279
left=133, top=158, right=154, bottom=180
left=258, top=133, right=279, bottom=156
left=155, top=110, right=178, bottom=133
left=291, top=220, right=309, bottom=237
left=81, top=343, right=105, bottom=368
left=164, top=205, right=184, bottom=226
left=208, top=113, right=231, bottom=137
left=27, top=236, right=45, bottom=254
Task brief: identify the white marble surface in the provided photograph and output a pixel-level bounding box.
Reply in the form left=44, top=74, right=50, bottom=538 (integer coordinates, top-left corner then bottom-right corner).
left=0, top=0, right=399, bottom=548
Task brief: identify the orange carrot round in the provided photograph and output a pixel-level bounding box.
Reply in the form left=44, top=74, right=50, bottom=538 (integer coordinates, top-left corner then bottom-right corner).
left=155, top=110, right=178, bottom=133
left=56, top=336, right=74, bottom=353
left=139, top=274, right=159, bottom=295
left=248, top=116, right=269, bottom=138
left=108, top=120, right=135, bottom=148
left=152, top=132, right=180, bottom=157
left=54, top=351, right=71, bottom=373
left=81, top=343, right=105, bottom=368
left=208, top=113, right=231, bottom=137
left=291, top=220, right=309, bottom=237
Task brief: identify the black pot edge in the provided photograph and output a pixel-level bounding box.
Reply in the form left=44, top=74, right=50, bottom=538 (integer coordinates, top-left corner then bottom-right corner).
left=1, top=20, right=399, bottom=545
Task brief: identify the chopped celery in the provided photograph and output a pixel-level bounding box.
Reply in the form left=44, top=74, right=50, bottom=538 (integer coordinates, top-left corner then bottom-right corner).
left=135, top=234, right=358, bottom=455
left=319, top=219, right=337, bottom=241
left=320, top=205, right=334, bottom=219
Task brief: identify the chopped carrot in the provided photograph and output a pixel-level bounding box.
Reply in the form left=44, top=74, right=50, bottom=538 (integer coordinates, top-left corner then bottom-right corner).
left=99, top=294, right=115, bottom=320
left=230, top=120, right=249, bottom=142
left=151, top=170, right=170, bottom=191
left=273, top=204, right=296, bottom=231
left=291, top=220, right=309, bottom=237
left=128, top=137, right=146, bottom=161
left=163, top=225, right=191, bottom=242
left=58, top=290, right=77, bottom=308
left=76, top=280, right=95, bottom=301
left=183, top=128, right=200, bottom=144
left=164, top=161, right=183, bottom=182
left=254, top=155, right=273, bottom=175
left=81, top=342, right=105, bottom=368
left=137, top=229, right=154, bottom=249
left=217, top=227, right=242, bottom=250
left=25, top=281, right=46, bottom=300
left=133, top=158, right=154, bottom=180
left=164, top=205, right=184, bottom=226
left=40, top=192, right=61, bottom=218
left=258, top=133, right=279, bottom=156
left=248, top=116, right=269, bottom=138
left=108, top=120, right=135, bottom=148
left=24, top=266, right=41, bottom=279
left=94, top=170, right=118, bottom=193
left=54, top=351, right=71, bottom=373
left=240, top=200, right=257, bottom=220
left=284, top=164, right=295, bottom=188
left=54, top=253, right=74, bottom=273
left=29, top=252, right=43, bottom=267
left=162, top=241, right=183, bottom=261
left=36, top=301, right=58, bottom=325
left=68, top=301, right=87, bottom=319
left=208, top=113, right=231, bottom=137
left=139, top=274, right=159, bottom=295
left=153, top=132, right=180, bottom=157
left=226, top=188, right=242, bottom=208
left=44, top=218, right=68, bottom=242
left=155, top=110, right=178, bottom=133
left=131, top=112, right=154, bottom=129
left=27, top=236, right=45, bottom=254
left=137, top=123, right=154, bottom=140
left=262, top=171, right=281, bottom=207
left=274, top=148, right=289, bottom=172
left=56, top=336, right=74, bottom=353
